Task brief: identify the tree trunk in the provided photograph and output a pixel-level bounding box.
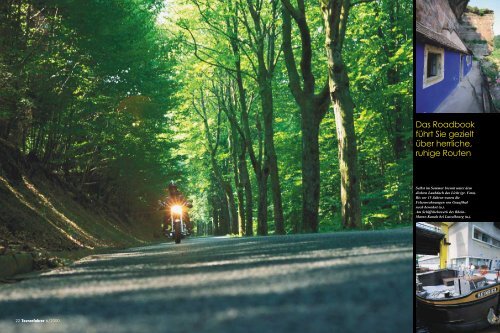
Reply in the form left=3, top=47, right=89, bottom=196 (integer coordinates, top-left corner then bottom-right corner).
left=235, top=173, right=245, bottom=235
left=321, top=0, right=362, bottom=229
left=224, top=182, right=238, bottom=235
left=301, top=103, right=321, bottom=232
left=260, top=78, right=285, bottom=235
left=238, top=141, right=253, bottom=236
left=242, top=164, right=253, bottom=236
left=211, top=195, right=220, bottom=235
left=219, top=187, right=231, bottom=235
left=211, top=155, right=238, bottom=235
left=281, top=3, right=330, bottom=233
left=239, top=97, right=266, bottom=236
left=242, top=0, right=283, bottom=235
left=256, top=172, right=268, bottom=235
left=229, top=121, right=245, bottom=234
left=234, top=69, right=254, bottom=236
left=388, top=68, right=405, bottom=159
left=330, top=73, right=362, bottom=229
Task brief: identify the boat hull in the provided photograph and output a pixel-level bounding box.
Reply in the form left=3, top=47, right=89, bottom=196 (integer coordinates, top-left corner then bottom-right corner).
left=417, top=285, right=500, bottom=332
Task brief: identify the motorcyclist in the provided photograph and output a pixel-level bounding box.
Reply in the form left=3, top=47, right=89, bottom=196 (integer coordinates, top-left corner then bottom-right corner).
left=165, top=182, right=193, bottom=234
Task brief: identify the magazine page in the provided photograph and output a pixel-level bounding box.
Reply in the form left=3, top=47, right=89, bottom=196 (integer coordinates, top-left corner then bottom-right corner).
left=416, top=1, right=500, bottom=332
left=0, top=1, right=415, bottom=333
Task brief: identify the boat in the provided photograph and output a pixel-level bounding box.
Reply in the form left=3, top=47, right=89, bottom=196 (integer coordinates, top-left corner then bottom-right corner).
left=416, top=268, right=500, bottom=332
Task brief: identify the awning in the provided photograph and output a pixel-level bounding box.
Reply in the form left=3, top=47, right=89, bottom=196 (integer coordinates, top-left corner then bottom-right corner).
left=416, top=223, right=446, bottom=255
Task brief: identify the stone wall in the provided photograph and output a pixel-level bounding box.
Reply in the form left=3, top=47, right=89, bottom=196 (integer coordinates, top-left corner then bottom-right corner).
left=459, top=12, right=494, bottom=58
left=416, top=0, right=494, bottom=58
left=448, top=0, right=470, bottom=20
left=416, top=0, right=464, bottom=32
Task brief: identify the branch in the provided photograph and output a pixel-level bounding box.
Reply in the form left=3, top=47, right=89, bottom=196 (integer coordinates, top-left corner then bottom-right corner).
left=281, top=0, right=302, bottom=22
left=246, top=0, right=261, bottom=30
left=192, top=99, right=204, bottom=120
left=247, top=92, right=256, bottom=116
left=180, top=24, right=243, bottom=77
left=314, top=79, right=331, bottom=120
left=283, top=0, right=317, bottom=95
left=214, top=103, right=222, bottom=155
left=270, top=44, right=283, bottom=74
left=191, top=0, right=238, bottom=43
left=212, top=77, right=245, bottom=138
left=351, top=0, right=376, bottom=7
left=281, top=5, right=303, bottom=101
left=339, top=0, right=352, bottom=49
left=238, top=0, right=259, bottom=52
left=239, top=42, right=259, bottom=79
left=316, top=78, right=330, bottom=106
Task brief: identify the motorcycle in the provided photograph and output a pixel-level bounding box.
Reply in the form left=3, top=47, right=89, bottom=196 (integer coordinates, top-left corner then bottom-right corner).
left=164, top=204, right=187, bottom=244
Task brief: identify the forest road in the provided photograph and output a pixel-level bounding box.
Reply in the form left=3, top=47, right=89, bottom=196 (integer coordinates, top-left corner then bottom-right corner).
left=0, top=228, right=412, bottom=333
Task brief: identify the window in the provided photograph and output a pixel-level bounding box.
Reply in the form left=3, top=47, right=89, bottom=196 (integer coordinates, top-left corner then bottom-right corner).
left=467, top=55, right=472, bottom=66
left=482, top=233, right=491, bottom=243
left=474, top=228, right=481, bottom=240
left=423, top=44, right=445, bottom=88
left=470, top=257, right=489, bottom=267
left=472, top=225, right=500, bottom=248
left=450, top=258, right=466, bottom=269
left=427, top=53, right=440, bottom=77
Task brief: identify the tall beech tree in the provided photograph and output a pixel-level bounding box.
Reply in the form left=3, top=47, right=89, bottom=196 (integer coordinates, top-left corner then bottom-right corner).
left=320, top=0, right=364, bottom=228
left=240, top=0, right=285, bottom=235
left=181, top=0, right=285, bottom=235
left=193, top=89, right=236, bottom=235
left=281, top=0, right=330, bottom=232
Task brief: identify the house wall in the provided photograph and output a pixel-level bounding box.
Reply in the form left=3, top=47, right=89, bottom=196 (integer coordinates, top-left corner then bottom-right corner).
left=416, top=41, right=464, bottom=113
left=468, top=222, right=500, bottom=261
left=447, top=222, right=500, bottom=268
left=448, top=222, right=469, bottom=260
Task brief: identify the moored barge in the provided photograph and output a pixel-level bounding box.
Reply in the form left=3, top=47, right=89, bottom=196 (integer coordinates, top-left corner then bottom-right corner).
left=416, top=269, right=500, bottom=332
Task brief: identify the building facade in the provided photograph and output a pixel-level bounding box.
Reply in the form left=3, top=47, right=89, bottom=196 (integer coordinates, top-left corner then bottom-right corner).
left=416, top=0, right=473, bottom=113
left=447, top=222, right=500, bottom=269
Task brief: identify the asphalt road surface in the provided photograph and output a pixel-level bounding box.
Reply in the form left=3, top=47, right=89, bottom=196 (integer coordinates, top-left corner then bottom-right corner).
left=0, top=228, right=413, bottom=333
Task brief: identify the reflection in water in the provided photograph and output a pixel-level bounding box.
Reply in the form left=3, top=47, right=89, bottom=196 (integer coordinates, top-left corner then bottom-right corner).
left=415, top=320, right=430, bottom=333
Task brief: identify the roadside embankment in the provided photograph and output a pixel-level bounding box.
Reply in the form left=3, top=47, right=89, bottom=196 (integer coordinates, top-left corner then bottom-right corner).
left=0, top=139, right=163, bottom=280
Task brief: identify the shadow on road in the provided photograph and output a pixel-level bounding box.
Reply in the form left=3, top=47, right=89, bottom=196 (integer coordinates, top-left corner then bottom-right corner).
left=0, top=228, right=413, bottom=333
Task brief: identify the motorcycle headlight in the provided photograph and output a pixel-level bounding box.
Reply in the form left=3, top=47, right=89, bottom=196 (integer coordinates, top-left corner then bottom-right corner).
left=171, top=205, right=182, bottom=215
